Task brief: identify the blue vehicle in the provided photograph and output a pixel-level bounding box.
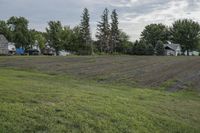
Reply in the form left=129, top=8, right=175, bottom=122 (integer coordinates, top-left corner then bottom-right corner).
left=16, top=48, right=25, bottom=55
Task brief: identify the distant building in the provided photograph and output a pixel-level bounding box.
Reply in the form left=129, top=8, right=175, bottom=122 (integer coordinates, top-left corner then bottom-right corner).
left=43, top=43, right=56, bottom=56
left=184, top=51, right=199, bottom=56
left=0, top=34, right=9, bottom=55
left=59, top=50, right=71, bottom=56
left=164, top=43, right=182, bottom=56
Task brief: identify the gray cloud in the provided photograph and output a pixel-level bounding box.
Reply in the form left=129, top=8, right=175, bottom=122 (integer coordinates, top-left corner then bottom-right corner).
left=0, top=0, right=199, bottom=41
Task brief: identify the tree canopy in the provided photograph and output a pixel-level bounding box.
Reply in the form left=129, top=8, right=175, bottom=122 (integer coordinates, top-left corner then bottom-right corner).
left=170, top=19, right=200, bottom=55
left=7, top=16, right=31, bottom=49
left=46, top=21, right=63, bottom=55
left=0, top=10, right=200, bottom=56
left=141, top=24, right=169, bottom=48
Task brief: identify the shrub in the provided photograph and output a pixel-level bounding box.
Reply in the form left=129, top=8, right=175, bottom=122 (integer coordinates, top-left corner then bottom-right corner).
left=155, top=40, right=165, bottom=56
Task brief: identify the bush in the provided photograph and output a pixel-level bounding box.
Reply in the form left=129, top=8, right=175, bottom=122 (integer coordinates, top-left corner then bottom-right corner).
left=146, top=44, right=154, bottom=55
left=155, top=40, right=165, bottom=56
left=132, top=40, right=154, bottom=55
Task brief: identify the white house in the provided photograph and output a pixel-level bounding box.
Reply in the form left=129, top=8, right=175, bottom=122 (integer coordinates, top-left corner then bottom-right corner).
left=164, top=43, right=182, bottom=56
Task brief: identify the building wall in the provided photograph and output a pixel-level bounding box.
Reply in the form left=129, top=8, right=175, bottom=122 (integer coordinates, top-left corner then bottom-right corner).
left=0, top=43, right=9, bottom=55
left=166, top=50, right=176, bottom=56
left=176, top=46, right=182, bottom=56
left=0, top=35, right=9, bottom=55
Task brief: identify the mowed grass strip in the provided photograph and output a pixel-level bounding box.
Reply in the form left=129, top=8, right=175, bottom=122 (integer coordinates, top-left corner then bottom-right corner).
left=0, top=69, right=200, bottom=133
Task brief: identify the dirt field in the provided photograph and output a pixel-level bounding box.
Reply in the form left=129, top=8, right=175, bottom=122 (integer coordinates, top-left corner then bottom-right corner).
left=0, top=56, right=200, bottom=91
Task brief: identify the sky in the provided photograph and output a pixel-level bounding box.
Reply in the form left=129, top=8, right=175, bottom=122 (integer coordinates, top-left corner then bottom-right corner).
left=0, top=0, right=200, bottom=41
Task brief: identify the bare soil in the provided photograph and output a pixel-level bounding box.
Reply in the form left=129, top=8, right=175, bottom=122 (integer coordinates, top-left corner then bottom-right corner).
left=0, top=56, right=200, bottom=91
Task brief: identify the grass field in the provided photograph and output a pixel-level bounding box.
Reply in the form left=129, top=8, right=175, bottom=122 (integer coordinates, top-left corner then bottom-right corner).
left=0, top=56, right=200, bottom=133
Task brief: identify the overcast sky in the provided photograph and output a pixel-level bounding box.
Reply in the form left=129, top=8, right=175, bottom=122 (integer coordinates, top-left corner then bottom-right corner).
left=0, top=0, right=200, bottom=41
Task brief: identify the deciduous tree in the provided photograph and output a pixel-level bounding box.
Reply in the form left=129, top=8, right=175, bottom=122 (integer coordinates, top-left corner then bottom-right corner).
left=46, top=21, right=63, bottom=55
left=0, top=20, right=11, bottom=40
left=7, top=16, right=31, bottom=49
left=170, top=19, right=200, bottom=55
left=141, top=24, right=169, bottom=48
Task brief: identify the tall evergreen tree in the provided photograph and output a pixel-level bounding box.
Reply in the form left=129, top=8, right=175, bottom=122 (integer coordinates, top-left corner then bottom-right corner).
left=80, top=8, right=93, bottom=55
left=110, top=9, right=120, bottom=53
left=96, top=8, right=110, bottom=53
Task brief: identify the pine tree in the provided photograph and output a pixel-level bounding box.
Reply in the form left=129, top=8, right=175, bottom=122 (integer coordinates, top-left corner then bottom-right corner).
left=96, top=8, right=110, bottom=53
left=110, top=9, right=120, bottom=53
left=80, top=8, right=93, bottom=55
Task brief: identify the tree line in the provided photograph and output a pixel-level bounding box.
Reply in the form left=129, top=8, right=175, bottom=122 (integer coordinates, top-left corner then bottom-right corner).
left=138, top=21, right=200, bottom=56
left=0, top=8, right=200, bottom=55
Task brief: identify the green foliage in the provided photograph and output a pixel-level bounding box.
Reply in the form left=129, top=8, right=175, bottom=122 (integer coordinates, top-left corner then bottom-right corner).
left=110, top=9, right=120, bottom=53
left=72, top=26, right=83, bottom=52
left=1, top=15, right=200, bottom=56
left=80, top=8, right=93, bottom=55
left=1, top=10, right=132, bottom=55
left=34, top=32, right=46, bottom=50
left=133, top=40, right=147, bottom=55
left=117, top=30, right=132, bottom=54
left=146, top=44, right=155, bottom=55
left=96, top=9, right=127, bottom=54
left=96, top=8, right=110, bottom=53
left=61, top=26, right=74, bottom=51
left=132, top=40, right=154, bottom=55
left=0, top=20, right=11, bottom=40
left=155, top=40, right=165, bottom=56
left=7, top=16, right=31, bottom=49
left=170, top=19, right=200, bottom=55
left=46, top=21, right=63, bottom=55
left=141, top=24, right=169, bottom=48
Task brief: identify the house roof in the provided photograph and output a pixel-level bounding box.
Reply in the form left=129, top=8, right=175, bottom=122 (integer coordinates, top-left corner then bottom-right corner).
left=0, top=34, right=8, bottom=44
left=164, top=43, right=181, bottom=51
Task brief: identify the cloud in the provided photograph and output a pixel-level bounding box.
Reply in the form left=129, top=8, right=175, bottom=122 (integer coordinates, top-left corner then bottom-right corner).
left=117, top=0, right=200, bottom=40
left=0, top=0, right=199, bottom=41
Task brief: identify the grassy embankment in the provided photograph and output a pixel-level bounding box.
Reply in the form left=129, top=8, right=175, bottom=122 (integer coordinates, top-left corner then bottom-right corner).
left=0, top=68, right=200, bottom=133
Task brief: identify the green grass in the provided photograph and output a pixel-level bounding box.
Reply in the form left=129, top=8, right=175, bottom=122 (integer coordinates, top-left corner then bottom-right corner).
left=0, top=68, right=200, bottom=133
